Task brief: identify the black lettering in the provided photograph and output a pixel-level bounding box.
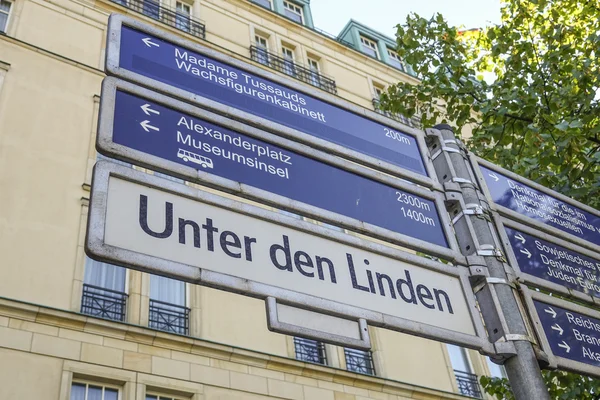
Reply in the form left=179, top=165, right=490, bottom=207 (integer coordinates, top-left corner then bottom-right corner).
left=243, top=236, right=257, bottom=261
left=270, top=235, right=292, bottom=271
left=178, top=218, right=200, bottom=248
left=220, top=230, right=241, bottom=258
left=434, top=289, right=454, bottom=314
left=416, top=284, right=434, bottom=309
left=139, top=195, right=173, bottom=238
left=315, top=256, right=337, bottom=283
left=396, top=270, right=417, bottom=304
left=294, top=251, right=314, bottom=277
left=202, top=218, right=218, bottom=252
left=347, top=253, right=370, bottom=292
left=376, top=273, right=396, bottom=298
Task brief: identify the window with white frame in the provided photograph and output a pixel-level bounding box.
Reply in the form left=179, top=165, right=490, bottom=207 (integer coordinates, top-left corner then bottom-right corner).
left=253, top=34, right=270, bottom=66
left=281, top=46, right=296, bottom=77
left=0, top=0, right=12, bottom=33
left=149, top=274, right=190, bottom=335
left=81, top=256, right=128, bottom=322
left=175, top=2, right=191, bottom=32
left=250, top=0, right=272, bottom=9
left=446, top=344, right=482, bottom=398
left=146, top=394, right=186, bottom=400
left=373, top=85, right=384, bottom=100
left=283, top=1, right=303, bottom=24
left=360, top=35, right=379, bottom=59
left=142, top=0, right=161, bottom=19
left=307, top=57, right=320, bottom=87
left=387, top=48, right=405, bottom=71
left=71, top=381, right=120, bottom=400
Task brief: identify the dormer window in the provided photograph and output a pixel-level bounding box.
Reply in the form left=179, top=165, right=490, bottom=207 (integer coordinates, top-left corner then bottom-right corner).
left=387, top=49, right=405, bottom=71
left=283, top=1, right=303, bottom=24
left=360, top=35, right=379, bottom=59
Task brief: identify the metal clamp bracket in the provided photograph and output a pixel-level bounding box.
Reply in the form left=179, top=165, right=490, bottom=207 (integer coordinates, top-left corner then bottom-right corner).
left=472, top=277, right=516, bottom=293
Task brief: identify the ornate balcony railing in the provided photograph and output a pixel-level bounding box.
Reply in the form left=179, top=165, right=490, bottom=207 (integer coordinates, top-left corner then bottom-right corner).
left=372, top=98, right=421, bottom=128
left=149, top=299, right=190, bottom=335
left=81, top=284, right=128, bottom=322
left=454, top=370, right=482, bottom=398
left=110, top=0, right=205, bottom=39
left=249, top=45, right=337, bottom=95
left=344, top=348, right=375, bottom=376
left=294, top=337, right=327, bottom=365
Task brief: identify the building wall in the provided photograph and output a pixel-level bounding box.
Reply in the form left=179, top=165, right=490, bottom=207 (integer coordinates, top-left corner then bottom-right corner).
left=0, top=0, right=497, bottom=398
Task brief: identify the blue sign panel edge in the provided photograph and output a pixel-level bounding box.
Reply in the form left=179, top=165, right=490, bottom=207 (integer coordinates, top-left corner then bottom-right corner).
left=97, top=78, right=463, bottom=261
left=105, top=14, right=434, bottom=184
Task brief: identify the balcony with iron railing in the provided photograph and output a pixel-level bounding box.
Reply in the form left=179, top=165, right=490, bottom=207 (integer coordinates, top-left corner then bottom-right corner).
left=454, top=370, right=483, bottom=398
left=148, top=299, right=190, bottom=335
left=372, top=97, right=421, bottom=128
left=81, top=284, right=128, bottom=322
left=249, top=45, right=337, bottom=95
left=294, top=337, right=327, bottom=365
left=344, top=348, right=375, bottom=376
left=109, top=0, right=205, bottom=39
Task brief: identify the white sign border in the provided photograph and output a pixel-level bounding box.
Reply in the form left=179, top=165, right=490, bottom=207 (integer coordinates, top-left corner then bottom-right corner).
left=471, top=155, right=600, bottom=254
left=104, top=13, right=441, bottom=191
left=522, top=287, right=600, bottom=379
left=495, top=213, right=600, bottom=306
left=98, top=77, right=464, bottom=263
left=87, top=161, right=493, bottom=353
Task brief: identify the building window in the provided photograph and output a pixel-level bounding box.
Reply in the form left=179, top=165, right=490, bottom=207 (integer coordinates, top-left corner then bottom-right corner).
left=250, top=0, right=271, bottom=9
left=0, top=0, right=11, bottom=33
left=294, top=337, right=327, bottom=365
left=387, top=49, right=405, bottom=71
left=344, top=348, right=375, bottom=375
left=283, top=1, right=303, bottom=24
left=254, top=34, right=270, bottom=66
left=486, top=357, right=507, bottom=379
left=81, top=257, right=128, bottom=322
left=307, top=58, right=321, bottom=87
left=360, top=35, right=379, bottom=59
left=175, top=2, right=191, bottom=32
left=149, top=275, right=190, bottom=335
left=281, top=46, right=296, bottom=77
left=146, top=395, right=185, bottom=400
left=71, top=382, right=119, bottom=400
left=142, top=0, right=161, bottom=19
left=447, top=345, right=482, bottom=398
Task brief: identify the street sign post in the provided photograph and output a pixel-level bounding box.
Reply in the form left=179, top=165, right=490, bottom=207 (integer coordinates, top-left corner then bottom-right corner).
left=97, top=78, right=461, bottom=260
left=523, top=288, right=600, bottom=379
left=86, top=161, right=491, bottom=352
left=104, top=14, right=438, bottom=188
left=473, top=157, right=600, bottom=252
left=496, top=216, right=600, bottom=303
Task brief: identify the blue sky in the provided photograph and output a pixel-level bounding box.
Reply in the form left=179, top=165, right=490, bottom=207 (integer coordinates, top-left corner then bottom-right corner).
left=310, top=0, right=501, bottom=39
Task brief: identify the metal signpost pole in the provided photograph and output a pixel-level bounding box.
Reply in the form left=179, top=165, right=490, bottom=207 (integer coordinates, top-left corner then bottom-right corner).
left=427, top=125, right=550, bottom=400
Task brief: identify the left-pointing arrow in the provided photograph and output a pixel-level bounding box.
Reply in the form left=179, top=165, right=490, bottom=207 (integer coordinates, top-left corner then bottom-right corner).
left=142, top=38, right=160, bottom=48
left=558, top=341, right=571, bottom=353
left=140, top=120, right=160, bottom=132
left=141, top=104, right=160, bottom=116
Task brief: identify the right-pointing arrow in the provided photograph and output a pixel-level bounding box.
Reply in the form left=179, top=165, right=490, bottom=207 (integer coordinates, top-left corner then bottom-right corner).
left=558, top=341, right=571, bottom=353
left=488, top=173, right=499, bottom=182
left=140, top=120, right=160, bottom=132
left=520, top=248, right=532, bottom=259
left=544, top=307, right=557, bottom=318
left=551, top=324, right=564, bottom=336
left=515, top=233, right=526, bottom=244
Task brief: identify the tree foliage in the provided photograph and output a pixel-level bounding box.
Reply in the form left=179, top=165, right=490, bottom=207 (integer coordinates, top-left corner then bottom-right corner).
left=380, top=0, right=600, bottom=208
left=480, top=370, right=600, bottom=399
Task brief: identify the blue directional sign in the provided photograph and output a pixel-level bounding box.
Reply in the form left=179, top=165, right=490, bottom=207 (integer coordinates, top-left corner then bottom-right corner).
left=505, top=226, right=600, bottom=298
left=113, top=25, right=428, bottom=176
left=534, top=299, right=600, bottom=369
left=480, top=165, right=600, bottom=247
left=107, top=89, right=449, bottom=248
